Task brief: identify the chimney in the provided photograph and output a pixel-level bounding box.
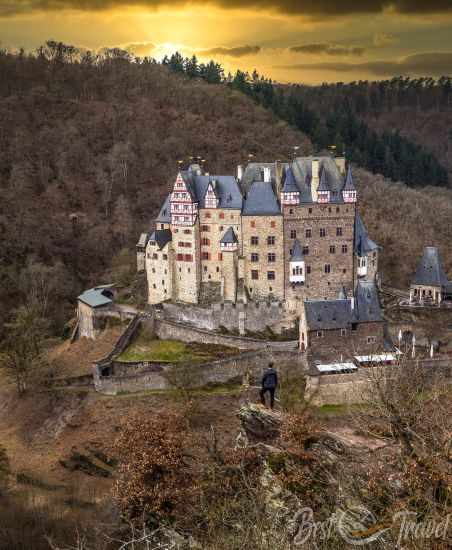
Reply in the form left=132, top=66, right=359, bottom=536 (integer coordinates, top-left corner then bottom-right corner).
left=237, top=165, right=243, bottom=182
left=263, top=166, right=271, bottom=183
left=311, top=159, right=320, bottom=202
left=275, top=160, right=284, bottom=196
left=335, top=156, right=346, bottom=175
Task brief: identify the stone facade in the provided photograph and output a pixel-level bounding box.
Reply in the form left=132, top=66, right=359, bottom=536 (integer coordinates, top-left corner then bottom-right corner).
left=283, top=202, right=355, bottom=308
left=139, top=157, right=380, bottom=328
left=242, top=214, right=284, bottom=301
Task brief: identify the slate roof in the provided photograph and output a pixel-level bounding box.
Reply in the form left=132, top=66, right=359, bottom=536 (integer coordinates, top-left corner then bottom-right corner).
left=317, top=168, right=331, bottom=192
left=355, top=213, right=378, bottom=256
left=78, top=285, right=114, bottom=308
left=149, top=229, right=172, bottom=250
left=156, top=194, right=171, bottom=223
left=343, top=166, right=356, bottom=191
left=290, top=239, right=304, bottom=261
left=412, top=247, right=449, bottom=287
left=180, top=167, right=243, bottom=210
left=282, top=166, right=299, bottom=193
left=242, top=181, right=281, bottom=216
left=304, top=281, right=382, bottom=331
left=220, top=227, right=238, bottom=244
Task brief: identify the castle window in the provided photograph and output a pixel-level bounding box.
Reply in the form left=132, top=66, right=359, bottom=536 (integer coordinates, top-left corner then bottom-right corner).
left=289, top=209, right=293, bottom=214
left=290, top=230, right=297, bottom=239
left=251, top=236, right=259, bottom=246
left=251, top=221, right=256, bottom=228
left=201, top=238, right=210, bottom=246
left=330, top=246, right=336, bottom=254
left=307, top=266, right=311, bottom=274
left=161, top=224, right=164, bottom=229
left=309, top=208, right=312, bottom=214
left=185, top=254, right=193, bottom=262
left=336, top=207, right=340, bottom=213
left=205, top=213, right=211, bottom=218
left=178, top=241, right=184, bottom=247
left=184, top=229, right=191, bottom=234
left=316, top=331, right=324, bottom=338
left=251, top=270, right=259, bottom=280
left=341, top=329, right=346, bottom=336
left=201, top=225, right=210, bottom=232
left=152, top=268, right=155, bottom=273
left=306, top=229, right=312, bottom=238
left=320, top=228, right=326, bottom=237
left=202, top=252, right=210, bottom=260
left=268, top=253, right=276, bottom=263
left=153, top=284, right=156, bottom=289
left=204, top=266, right=207, bottom=272
left=188, top=268, right=191, bottom=273
left=161, top=280, right=165, bottom=286
left=336, top=227, right=343, bottom=236
left=324, top=264, right=331, bottom=274
left=343, top=269, right=347, bottom=274
left=270, top=221, right=276, bottom=228
left=367, top=336, right=377, bottom=344
left=153, top=253, right=158, bottom=259
left=218, top=253, right=223, bottom=261
left=267, top=236, right=275, bottom=245
left=185, top=242, right=192, bottom=248
left=174, top=229, right=179, bottom=233
left=251, top=253, right=259, bottom=262
left=216, top=267, right=220, bottom=273
left=267, top=271, right=275, bottom=280
left=328, top=207, right=332, bottom=213
left=163, top=254, right=168, bottom=260
left=342, top=245, right=348, bottom=254
left=220, top=226, right=224, bottom=231
left=269, top=286, right=273, bottom=292
left=219, top=212, right=225, bottom=219
left=303, top=246, right=309, bottom=255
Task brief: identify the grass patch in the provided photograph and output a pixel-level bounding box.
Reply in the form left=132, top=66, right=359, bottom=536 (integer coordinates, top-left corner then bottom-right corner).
left=118, top=332, right=239, bottom=364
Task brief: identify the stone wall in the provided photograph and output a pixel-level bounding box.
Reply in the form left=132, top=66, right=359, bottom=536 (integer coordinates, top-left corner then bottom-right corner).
left=161, top=300, right=296, bottom=334
left=153, top=318, right=298, bottom=351
left=283, top=202, right=355, bottom=306
left=94, top=348, right=307, bottom=395
left=305, top=321, right=385, bottom=356
left=306, top=359, right=452, bottom=406
left=242, top=214, right=285, bottom=301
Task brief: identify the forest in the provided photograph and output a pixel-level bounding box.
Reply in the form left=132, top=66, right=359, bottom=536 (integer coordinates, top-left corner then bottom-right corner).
left=1, top=42, right=452, bottom=344
left=162, top=52, right=451, bottom=187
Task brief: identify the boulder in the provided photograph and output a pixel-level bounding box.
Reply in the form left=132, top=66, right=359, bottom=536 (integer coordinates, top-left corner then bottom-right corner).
left=237, top=404, right=282, bottom=443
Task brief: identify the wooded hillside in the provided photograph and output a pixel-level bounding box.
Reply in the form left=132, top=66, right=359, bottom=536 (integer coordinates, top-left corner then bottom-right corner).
left=0, top=47, right=311, bottom=338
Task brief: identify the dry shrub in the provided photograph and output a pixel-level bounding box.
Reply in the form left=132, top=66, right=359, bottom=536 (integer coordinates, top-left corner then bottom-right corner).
left=113, top=410, right=195, bottom=526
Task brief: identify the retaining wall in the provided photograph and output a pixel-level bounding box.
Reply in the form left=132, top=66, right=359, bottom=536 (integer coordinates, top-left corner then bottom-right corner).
left=306, top=359, right=452, bottom=406
left=94, top=349, right=307, bottom=395
left=161, top=300, right=297, bottom=334
left=153, top=318, right=298, bottom=351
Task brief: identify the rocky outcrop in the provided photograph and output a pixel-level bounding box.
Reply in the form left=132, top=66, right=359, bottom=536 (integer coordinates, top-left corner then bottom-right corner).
left=237, top=403, right=282, bottom=443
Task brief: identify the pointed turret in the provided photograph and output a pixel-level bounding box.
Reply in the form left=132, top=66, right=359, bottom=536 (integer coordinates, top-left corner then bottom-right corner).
left=220, top=227, right=238, bottom=252
left=342, top=166, right=357, bottom=203
left=317, top=168, right=331, bottom=203
left=280, top=165, right=300, bottom=205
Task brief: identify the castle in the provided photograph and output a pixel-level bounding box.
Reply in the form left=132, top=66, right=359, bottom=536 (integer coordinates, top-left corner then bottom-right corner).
left=137, top=156, right=381, bottom=352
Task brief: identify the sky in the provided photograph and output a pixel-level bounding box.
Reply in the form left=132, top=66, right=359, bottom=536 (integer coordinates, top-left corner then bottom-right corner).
left=1, top=1, right=452, bottom=83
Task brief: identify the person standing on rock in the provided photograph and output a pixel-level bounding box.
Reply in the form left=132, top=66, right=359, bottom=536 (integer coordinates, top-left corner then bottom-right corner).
left=260, top=362, right=278, bottom=409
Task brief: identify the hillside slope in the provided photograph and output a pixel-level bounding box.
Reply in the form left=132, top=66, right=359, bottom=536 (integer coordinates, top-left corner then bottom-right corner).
left=0, top=51, right=311, bottom=337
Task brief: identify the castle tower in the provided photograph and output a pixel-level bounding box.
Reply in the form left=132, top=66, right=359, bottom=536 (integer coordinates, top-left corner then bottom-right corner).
left=220, top=227, right=238, bottom=302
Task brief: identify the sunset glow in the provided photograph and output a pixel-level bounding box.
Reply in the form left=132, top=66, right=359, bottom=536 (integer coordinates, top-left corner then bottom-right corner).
left=1, top=2, right=452, bottom=83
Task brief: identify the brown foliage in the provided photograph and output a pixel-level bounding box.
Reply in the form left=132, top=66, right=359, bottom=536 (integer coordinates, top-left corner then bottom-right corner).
left=113, top=410, right=194, bottom=526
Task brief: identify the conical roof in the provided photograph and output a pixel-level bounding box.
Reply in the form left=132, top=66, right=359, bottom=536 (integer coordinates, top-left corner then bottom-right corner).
left=220, top=226, right=238, bottom=244
left=343, top=166, right=356, bottom=191
left=282, top=166, right=299, bottom=193
left=290, top=239, right=303, bottom=261
left=413, top=247, right=449, bottom=287
left=317, top=168, right=330, bottom=192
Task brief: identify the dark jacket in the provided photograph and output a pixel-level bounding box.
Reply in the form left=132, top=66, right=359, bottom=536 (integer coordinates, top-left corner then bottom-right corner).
left=262, top=368, right=278, bottom=389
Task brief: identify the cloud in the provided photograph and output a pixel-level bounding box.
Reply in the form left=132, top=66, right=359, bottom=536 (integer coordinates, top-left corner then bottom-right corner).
left=277, top=52, right=452, bottom=77
left=2, top=1, right=452, bottom=18
left=290, top=43, right=366, bottom=56
left=199, top=45, right=261, bottom=57
left=123, top=41, right=156, bottom=56
left=373, top=32, right=398, bottom=47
